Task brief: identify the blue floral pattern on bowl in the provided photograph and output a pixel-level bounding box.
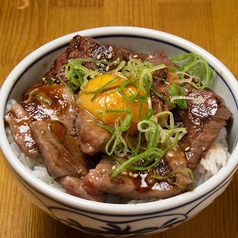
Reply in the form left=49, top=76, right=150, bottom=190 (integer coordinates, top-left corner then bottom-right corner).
left=8, top=164, right=235, bottom=237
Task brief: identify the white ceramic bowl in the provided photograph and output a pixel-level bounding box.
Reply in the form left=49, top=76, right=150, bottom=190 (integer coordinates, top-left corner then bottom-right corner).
left=1, top=26, right=238, bottom=237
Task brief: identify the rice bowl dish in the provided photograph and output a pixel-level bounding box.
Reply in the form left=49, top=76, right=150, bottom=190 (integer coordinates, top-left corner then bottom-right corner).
left=3, top=34, right=232, bottom=203
left=0, top=27, right=237, bottom=236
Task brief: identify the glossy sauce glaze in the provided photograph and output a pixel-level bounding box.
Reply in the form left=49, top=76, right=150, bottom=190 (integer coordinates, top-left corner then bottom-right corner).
left=130, top=158, right=174, bottom=193
left=24, top=84, right=73, bottom=120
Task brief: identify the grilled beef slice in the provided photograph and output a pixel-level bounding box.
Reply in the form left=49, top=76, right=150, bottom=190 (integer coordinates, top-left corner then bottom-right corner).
left=59, top=176, right=105, bottom=202
left=30, top=120, right=87, bottom=178
left=4, top=103, right=41, bottom=159
left=5, top=84, right=79, bottom=159
left=23, top=35, right=125, bottom=100
left=75, top=103, right=112, bottom=156
left=150, top=69, right=180, bottom=127
left=174, top=84, right=232, bottom=170
left=30, top=120, right=102, bottom=200
left=146, top=50, right=179, bottom=68
left=84, top=146, right=192, bottom=200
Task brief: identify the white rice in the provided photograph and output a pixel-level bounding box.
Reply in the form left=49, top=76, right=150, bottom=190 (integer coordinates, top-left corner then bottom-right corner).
left=193, top=127, right=230, bottom=187
left=5, top=99, right=231, bottom=201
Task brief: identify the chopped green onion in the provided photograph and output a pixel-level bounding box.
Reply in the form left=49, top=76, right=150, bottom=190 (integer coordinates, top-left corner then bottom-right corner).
left=170, top=53, right=214, bottom=89
left=43, top=78, right=54, bottom=85
left=168, top=83, right=187, bottom=109
left=150, top=167, right=195, bottom=189
left=112, top=147, right=164, bottom=176
left=151, top=87, right=176, bottom=108
left=90, top=76, right=121, bottom=102
left=170, top=95, right=205, bottom=104
left=29, top=89, right=53, bottom=106
left=118, top=80, right=139, bottom=102
left=101, top=112, right=134, bottom=157
left=34, top=94, right=53, bottom=106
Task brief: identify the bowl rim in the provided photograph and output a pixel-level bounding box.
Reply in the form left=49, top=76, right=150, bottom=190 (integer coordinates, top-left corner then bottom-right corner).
left=1, top=26, right=238, bottom=215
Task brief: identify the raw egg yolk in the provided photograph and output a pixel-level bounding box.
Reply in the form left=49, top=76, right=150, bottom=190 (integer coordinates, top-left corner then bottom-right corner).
left=80, top=73, right=148, bottom=130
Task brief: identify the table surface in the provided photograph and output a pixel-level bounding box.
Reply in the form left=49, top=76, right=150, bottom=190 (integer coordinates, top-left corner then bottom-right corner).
left=0, top=0, right=238, bottom=237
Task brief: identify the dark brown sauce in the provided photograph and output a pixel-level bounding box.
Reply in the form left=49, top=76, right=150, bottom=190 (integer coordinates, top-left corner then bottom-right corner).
left=132, top=173, right=150, bottom=193
left=23, top=84, right=70, bottom=120
left=132, top=172, right=173, bottom=193
left=50, top=121, right=66, bottom=143
left=131, top=158, right=172, bottom=193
